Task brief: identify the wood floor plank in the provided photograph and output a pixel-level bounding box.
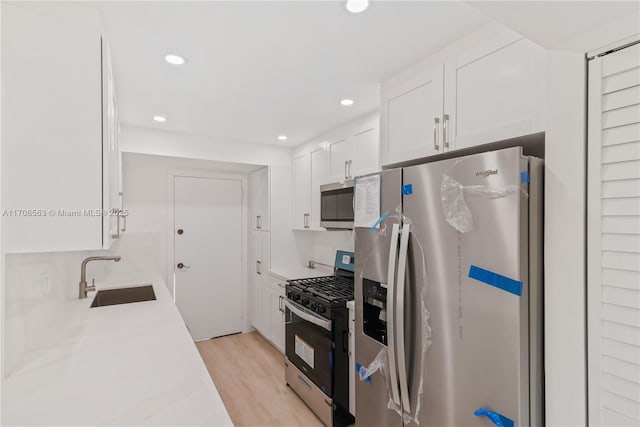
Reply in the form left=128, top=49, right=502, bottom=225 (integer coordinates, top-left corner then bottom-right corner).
left=196, top=332, right=324, bottom=427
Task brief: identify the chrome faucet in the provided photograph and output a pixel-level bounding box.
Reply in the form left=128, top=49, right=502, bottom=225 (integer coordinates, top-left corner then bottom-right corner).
left=79, top=256, right=121, bottom=299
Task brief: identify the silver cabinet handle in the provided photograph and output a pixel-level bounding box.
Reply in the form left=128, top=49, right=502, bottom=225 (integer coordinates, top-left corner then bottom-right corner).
left=386, top=223, right=401, bottom=407
left=256, top=260, right=262, bottom=275
left=279, top=295, right=285, bottom=312
left=121, top=211, right=127, bottom=232
left=344, top=161, right=348, bottom=180
left=304, top=213, right=310, bottom=229
left=433, top=117, right=440, bottom=152
left=443, top=114, right=450, bottom=150
left=348, top=160, right=352, bottom=178
left=256, top=215, right=261, bottom=229
left=112, top=209, right=121, bottom=239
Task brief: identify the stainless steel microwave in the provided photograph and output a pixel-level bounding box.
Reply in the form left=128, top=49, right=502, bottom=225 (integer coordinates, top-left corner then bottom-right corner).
left=320, top=179, right=354, bottom=229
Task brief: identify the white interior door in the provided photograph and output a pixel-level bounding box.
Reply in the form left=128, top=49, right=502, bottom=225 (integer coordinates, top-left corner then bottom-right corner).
left=174, top=175, right=243, bottom=341
left=588, top=42, right=640, bottom=426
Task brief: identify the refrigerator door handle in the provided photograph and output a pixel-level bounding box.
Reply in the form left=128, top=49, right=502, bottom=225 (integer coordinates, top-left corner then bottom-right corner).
left=386, top=223, right=401, bottom=407
left=396, top=223, right=411, bottom=413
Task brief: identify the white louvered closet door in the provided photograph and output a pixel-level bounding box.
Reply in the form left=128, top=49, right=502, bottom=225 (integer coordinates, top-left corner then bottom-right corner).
left=588, top=42, right=640, bottom=427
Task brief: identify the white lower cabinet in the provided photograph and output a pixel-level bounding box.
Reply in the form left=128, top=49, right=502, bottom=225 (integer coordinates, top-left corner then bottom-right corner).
left=269, top=278, right=286, bottom=353
left=251, top=231, right=270, bottom=336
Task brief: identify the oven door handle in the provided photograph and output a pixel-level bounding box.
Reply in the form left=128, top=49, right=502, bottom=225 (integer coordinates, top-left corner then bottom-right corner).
left=285, top=300, right=332, bottom=332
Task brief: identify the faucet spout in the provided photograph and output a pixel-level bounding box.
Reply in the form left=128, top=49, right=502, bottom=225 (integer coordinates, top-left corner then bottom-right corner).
left=79, top=256, right=121, bottom=299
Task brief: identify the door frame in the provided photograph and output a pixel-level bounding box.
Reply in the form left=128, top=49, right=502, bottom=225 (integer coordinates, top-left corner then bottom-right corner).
left=167, top=169, right=250, bottom=333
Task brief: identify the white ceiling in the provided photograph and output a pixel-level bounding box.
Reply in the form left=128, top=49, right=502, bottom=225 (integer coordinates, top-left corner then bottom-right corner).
left=468, top=1, right=639, bottom=49
left=96, top=1, right=638, bottom=148
left=97, top=1, right=489, bottom=147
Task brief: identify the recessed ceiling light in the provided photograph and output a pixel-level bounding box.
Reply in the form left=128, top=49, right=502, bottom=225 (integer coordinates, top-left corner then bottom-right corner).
left=346, top=0, right=369, bottom=13
left=153, top=116, right=167, bottom=123
left=278, top=135, right=288, bottom=141
left=164, top=54, right=186, bottom=65
left=340, top=99, right=354, bottom=106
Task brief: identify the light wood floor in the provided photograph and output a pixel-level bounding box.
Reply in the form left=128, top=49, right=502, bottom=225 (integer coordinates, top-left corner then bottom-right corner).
left=196, top=331, right=324, bottom=427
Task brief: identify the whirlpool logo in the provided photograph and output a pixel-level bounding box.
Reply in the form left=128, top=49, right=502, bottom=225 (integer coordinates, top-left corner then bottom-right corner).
left=475, top=169, right=498, bottom=178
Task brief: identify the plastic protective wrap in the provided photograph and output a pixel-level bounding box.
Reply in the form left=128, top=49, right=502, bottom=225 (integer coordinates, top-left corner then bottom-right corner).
left=357, top=348, right=387, bottom=382
left=441, top=174, right=521, bottom=233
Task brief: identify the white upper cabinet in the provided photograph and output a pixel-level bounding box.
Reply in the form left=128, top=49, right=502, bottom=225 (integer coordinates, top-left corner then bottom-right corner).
left=293, top=153, right=310, bottom=229
left=251, top=167, right=270, bottom=231
left=2, top=4, right=122, bottom=252
left=327, top=116, right=380, bottom=182
left=444, top=33, right=546, bottom=150
left=293, top=113, right=379, bottom=231
left=350, top=125, right=380, bottom=177
left=381, top=25, right=547, bottom=166
left=292, top=147, right=328, bottom=230
left=381, top=62, right=445, bottom=165
left=328, top=138, right=351, bottom=182
left=309, top=147, right=328, bottom=229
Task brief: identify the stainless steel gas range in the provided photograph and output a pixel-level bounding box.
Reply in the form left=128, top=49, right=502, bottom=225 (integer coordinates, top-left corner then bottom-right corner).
left=284, top=250, right=355, bottom=427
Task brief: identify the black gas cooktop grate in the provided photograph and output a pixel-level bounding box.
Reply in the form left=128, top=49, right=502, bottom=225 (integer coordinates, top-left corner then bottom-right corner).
left=288, top=275, right=354, bottom=302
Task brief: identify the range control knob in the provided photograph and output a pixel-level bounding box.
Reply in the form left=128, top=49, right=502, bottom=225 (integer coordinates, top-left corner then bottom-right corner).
left=319, top=306, right=327, bottom=314
left=301, top=298, right=309, bottom=306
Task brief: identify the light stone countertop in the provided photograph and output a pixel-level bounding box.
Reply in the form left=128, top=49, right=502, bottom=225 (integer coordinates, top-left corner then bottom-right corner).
left=269, top=266, right=334, bottom=282
left=1, top=271, right=233, bottom=426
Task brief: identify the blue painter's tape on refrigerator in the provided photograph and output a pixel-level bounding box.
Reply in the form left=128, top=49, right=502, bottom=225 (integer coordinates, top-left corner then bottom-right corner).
left=369, top=210, right=389, bottom=234
left=468, top=265, right=523, bottom=296
left=521, top=171, right=530, bottom=183
left=355, top=363, right=371, bottom=382
left=474, top=408, right=514, bottom=427
left=402, top=184, right=413, bottom=195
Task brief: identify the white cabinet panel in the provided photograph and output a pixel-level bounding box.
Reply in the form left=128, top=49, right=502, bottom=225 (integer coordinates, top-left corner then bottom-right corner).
left=293, top=153, right=310, bottom=229
left=251, top=167, right=270, bottom=231
left=351, top=126, right=379, bottom=177
left=328, top=138, right=351, bottom=182
left=382, top=63, right=444, bottom=165
left=251, top=230, right=270, bottom=336
left=269, top=280, right=286, bottom=353
left=444, top=37, right=546, bottom=150
left=309, top=148, right=328, bottom=229
left=2, top=4, right=121, bottom=252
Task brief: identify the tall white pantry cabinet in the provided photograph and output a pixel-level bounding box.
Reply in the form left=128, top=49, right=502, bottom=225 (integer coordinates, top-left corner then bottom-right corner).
left=2, top=3, right=124, bottom=253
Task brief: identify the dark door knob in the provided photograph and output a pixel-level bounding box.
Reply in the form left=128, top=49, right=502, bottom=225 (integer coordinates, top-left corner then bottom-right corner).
left=177, top=229, right=184, bottom=235
left=177, top=262, right=191, bottom=269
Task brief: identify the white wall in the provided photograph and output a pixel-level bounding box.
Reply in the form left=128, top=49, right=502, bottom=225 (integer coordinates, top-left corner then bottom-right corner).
left=120, top=125, right=301, bottom=271
left=543, top=12, right=640, bottom=427
left=122, top=152, right=259, bottom=286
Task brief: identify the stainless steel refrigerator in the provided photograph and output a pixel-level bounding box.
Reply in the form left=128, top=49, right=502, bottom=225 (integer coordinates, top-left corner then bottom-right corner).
left=354, top=146, right=543, bottom=427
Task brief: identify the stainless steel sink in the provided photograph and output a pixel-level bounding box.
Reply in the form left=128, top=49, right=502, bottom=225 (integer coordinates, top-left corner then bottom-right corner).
left=90, top=285, right=156, bottom=308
